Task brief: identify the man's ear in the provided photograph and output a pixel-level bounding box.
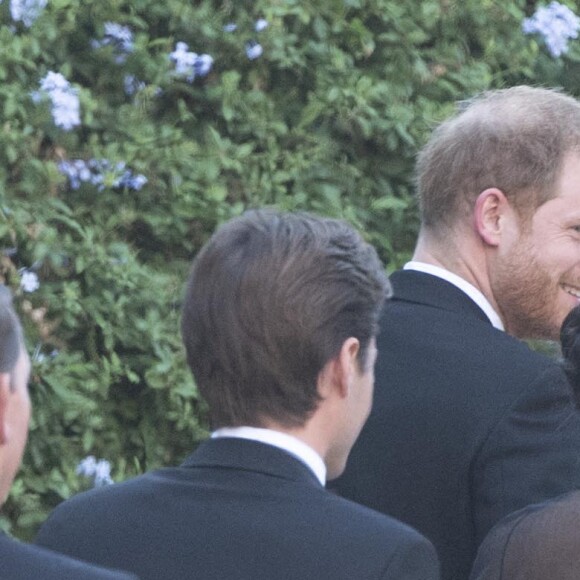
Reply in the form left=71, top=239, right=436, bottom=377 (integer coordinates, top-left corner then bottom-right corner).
left=317, top=338, right=361, bottom=400
left=474, top=188, right=510, bottom=246
left=336, top=337, right=360, bottom=399
left=0, top=373, right=11, bottom=445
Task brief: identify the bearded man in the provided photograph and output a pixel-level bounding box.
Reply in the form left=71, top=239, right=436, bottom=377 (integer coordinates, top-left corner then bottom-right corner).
left=333, top=86, right=580, bottom=580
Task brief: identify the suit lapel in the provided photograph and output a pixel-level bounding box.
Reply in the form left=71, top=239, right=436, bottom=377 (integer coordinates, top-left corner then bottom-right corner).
left=181, top=438, right=322, bottom=487
left=389, top=269, right=492, bottom=325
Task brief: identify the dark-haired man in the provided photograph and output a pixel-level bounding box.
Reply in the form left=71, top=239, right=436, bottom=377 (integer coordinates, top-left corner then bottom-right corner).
left=334, top=86, right=580, bottom=580
left=35, top=210, right=439, bottom=580
left=0, top=286, right=138, bottom=580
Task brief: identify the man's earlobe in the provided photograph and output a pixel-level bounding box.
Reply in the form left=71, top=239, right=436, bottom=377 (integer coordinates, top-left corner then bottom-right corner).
left=0, top=373, right=11, bottom=445
left=474, top=188, right=509, bottom=246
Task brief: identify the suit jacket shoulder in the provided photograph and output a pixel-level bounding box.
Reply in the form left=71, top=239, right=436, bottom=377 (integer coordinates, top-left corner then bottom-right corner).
left=387, top=269, right=574, bottom=420
left=36, top=438, right=440, bottom=580
left=0, top=532, right=138, bottom=580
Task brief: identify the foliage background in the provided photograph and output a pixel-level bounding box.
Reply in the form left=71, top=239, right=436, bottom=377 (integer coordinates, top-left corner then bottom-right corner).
left=1, top=0, right=579, bottom=539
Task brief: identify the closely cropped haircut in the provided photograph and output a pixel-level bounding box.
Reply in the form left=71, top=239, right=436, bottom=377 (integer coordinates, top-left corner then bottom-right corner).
left=181, top=209, right=390, bottom=429
left=0, top=286, right=23, bottom=384
left=416, top=86, right=580, bottom=232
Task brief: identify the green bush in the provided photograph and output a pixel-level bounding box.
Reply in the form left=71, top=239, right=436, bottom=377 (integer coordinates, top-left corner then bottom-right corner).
left=1, top=0, right=579, bottom=539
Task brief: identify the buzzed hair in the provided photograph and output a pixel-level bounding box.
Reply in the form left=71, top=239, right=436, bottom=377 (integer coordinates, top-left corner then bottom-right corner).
left=181, top=209, right=390, bottom=429
left=416, top=86, right=580, bottom=232
left=0, top=286, right=24, bottom=383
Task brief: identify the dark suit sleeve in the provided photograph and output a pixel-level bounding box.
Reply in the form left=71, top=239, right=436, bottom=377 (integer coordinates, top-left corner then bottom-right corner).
left=472, top=365, right=580, bottom=546
left=380, top=533, right=440, bottom=580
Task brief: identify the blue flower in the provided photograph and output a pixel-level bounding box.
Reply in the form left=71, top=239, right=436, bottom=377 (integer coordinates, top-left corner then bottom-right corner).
left=92, top=22, right=134, bottom=64
left=223, top=23, right=237, bottom=32
left=170, top=42, right=213, bottom=82
left=9, top=0, right=47, bottom=27
left=170, top=42, right=197, bottom=81
left=94, top=459, right=114, bottom=486
left=58, top=159, right=90, bottom=189
left=37, top=72, right=81, bottom=131
left=77, top=456, right=114, bottom=487
left=76, top=455, right=97, bottom=477
left=39, top=71, right=70, bottom=93
left=121, top=173, right=148, bottom=190
left=51, top=91, right=81, bottom=130
left=19, top=269, right=39, bottom=293
left=124, top=75, right=146, bottom=96
left=193, top=54, right=214, bottom=77
left=114, top=168, right=148, bottom=190
left=246, top=41, right=263, bottom=60
left=255, top=19, right=268, bottom=32
left=523, top=1, right=580, bottom=57
left=103, top=22, right=134, bottom=52
left=59, top=158, right=147, bottom=191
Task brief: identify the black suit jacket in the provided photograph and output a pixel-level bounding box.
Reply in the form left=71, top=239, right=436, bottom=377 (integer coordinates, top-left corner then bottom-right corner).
left=333, top=270, right=580, bottom=580
left=36, top=438, right=440, bottom=580
left=0, top=532, right=137, bottom=580
left=470, top=490, right=580, bottom=580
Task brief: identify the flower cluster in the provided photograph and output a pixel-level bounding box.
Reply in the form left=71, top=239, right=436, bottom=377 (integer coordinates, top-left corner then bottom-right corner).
left=19, top=268, right=39, bottom=293
left=170, top=42, right=214, bottom=82
left=35, top=72, right=81, bottom=131
left=76, top=456, right=114, bottom=487
left=28, top=18, right=266, bottom=128
left=522, top=1, right=580, bottom=57
left=224, top=18, right=268, bottom=60
left=58, top=158, right=148, bottom=191
left=91, top=22, right=134, bottom=64
left=3, top=0, right=47, bottom=27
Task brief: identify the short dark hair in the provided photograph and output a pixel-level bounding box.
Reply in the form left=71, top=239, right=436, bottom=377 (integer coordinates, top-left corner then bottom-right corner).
left=0, top=286, right=24, bottom=387
left=181, top=209, right=390, bottom=429
left=416, top=86, right=580, bottom=232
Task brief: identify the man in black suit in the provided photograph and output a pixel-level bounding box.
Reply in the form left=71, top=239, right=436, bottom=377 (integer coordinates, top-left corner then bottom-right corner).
left=35, top=210, right=440, bottom=580
left=333, top=86, right=580, bottom=580
left=0, top=286, right=137, bottom=580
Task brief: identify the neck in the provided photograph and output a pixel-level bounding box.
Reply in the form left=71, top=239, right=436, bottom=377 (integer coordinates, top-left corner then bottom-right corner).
left=412, top=228, right=503, bottom=319
left=261, top=420, right=326, bottom=461
left=263, top=413, right=344, bottom=480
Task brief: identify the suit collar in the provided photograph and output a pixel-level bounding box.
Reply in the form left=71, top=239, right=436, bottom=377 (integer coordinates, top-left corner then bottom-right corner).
left=211, top=427, right=326, bottom=485
left=181, top=437, right=323, bottom=487
left=390, top=269, right=492, bottom=325
left=404, top=262, right=504, bottom=329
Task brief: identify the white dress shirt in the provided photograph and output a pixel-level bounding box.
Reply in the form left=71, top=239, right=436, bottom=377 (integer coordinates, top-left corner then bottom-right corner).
left=404, top=261, right=504, bottom=331
left=211, top=426, right=327, bottom=485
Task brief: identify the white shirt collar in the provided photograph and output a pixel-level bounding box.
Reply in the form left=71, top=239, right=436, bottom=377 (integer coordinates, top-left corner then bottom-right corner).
left=211, top=426, right=327, bottom=485
left=404, top=261, right=505, bottom=331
